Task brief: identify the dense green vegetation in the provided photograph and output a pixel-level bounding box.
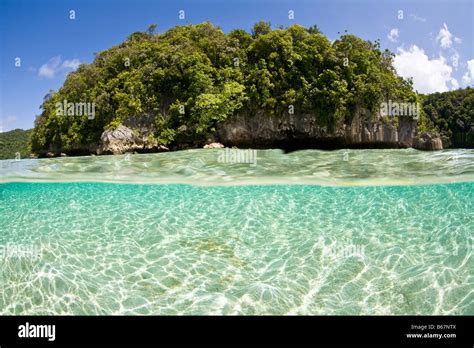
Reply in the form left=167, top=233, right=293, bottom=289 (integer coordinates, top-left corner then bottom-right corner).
left=30, top=22, right=417, bottom=154
left=421, top=87, right=474, bottom=148
left=0, top=129, right=32, bottom=159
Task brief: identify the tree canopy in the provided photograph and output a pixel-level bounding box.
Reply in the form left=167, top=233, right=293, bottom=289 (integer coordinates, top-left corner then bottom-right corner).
left=420, top=87, right=474, bottom=148
left=0, top=129, right=32, bottom=159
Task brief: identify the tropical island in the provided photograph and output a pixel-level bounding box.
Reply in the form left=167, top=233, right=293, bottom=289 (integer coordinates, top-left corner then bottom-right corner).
left=1, top=22, right=473, bottom=159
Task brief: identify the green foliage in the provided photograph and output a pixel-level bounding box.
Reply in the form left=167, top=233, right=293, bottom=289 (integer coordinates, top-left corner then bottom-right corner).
left=252, top=21, right=272, bottom=38
left=30, top=22, right=420, bottom=154
left=0, top=129, right=32, bottom=159
left=421, top=87, right=474, bottom=147
left=191, top=81, right=247, bottom=133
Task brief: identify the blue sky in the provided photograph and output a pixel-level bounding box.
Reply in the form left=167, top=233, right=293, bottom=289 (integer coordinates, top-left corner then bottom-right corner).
left=1, top=0, right=473, bottom=131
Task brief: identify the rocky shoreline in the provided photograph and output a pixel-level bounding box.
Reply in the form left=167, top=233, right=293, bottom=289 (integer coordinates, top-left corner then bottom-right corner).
left=38, top=108, right=443, bottom=158
left=38, top=129, right=444, bottom=157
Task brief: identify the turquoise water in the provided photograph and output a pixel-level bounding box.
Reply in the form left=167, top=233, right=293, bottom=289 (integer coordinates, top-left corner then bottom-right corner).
left=0, top=149, right=473, bottom=314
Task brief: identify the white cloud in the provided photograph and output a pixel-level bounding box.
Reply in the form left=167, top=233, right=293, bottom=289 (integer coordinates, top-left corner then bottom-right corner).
left=62, top=59, right=81, bottom=70
left=38, top=56, right=62, bottom=78
left=387, top=28, right=399, bottom=42
left=451, top=78, right=459, bottom=90
left=393, top=45, right=454, bottom=93
left=462, top=59, right=474, bottom=86
left=436, top=23, right=461, bottom=49
left=38, top=56, right=81, bottom=78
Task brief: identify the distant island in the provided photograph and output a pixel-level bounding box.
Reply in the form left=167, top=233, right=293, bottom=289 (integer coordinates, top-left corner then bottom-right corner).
left=0, top=129, right=32, bottom=160
left=2, top=22, right=473, bottom=159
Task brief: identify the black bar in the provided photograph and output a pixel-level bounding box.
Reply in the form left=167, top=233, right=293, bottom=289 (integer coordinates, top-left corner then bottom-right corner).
left=0, top=316, right=472, bottom=346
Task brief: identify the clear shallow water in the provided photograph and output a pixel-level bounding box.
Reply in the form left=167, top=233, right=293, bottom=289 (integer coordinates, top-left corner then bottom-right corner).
left=0, top=149, right=473, bottom=315
left=1, top=148, right=474, bottom=186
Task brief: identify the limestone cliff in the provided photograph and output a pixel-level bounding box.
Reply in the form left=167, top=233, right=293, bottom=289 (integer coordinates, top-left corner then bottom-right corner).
left=216, top=107, right=439, bottom=151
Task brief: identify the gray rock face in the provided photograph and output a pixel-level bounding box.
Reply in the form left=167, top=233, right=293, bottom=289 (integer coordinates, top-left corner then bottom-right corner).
left=99, top=125, right=137, bottom=154
left=217, top=111, right=335, bottom=148
left=398, top=117, right=417, bottom=147
left=217, top=107, right=419, bottom=149
left=413, top=132, right=443, bottom=151
left=99, top=125, right=168, bottom=154
left=101, top=125, right=135, bottom=143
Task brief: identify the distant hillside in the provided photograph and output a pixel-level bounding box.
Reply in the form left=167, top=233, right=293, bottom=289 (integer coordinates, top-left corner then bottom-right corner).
left=0, top=129, right=32, bottom=159
left=422, top=87, right=474, bottom=148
